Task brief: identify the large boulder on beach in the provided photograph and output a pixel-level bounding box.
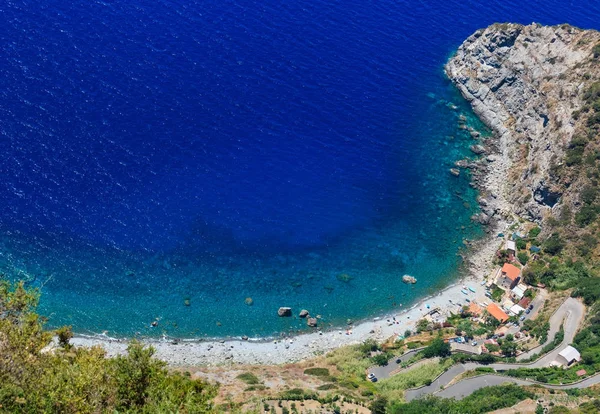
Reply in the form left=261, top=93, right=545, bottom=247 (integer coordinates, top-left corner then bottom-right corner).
left=277, top=307, right=292, bottom=317
left=402, top=275, right=417, bottom=284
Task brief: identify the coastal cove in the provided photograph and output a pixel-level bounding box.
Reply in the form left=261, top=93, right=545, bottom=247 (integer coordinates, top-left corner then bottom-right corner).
left=1, top=0, right=600, bottom=343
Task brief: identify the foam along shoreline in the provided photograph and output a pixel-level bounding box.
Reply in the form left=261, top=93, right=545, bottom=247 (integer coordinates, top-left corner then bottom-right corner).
left=69, top=216, right=509, bottom=366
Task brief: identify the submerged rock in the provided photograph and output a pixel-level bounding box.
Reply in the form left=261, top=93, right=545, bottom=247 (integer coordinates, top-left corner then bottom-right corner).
left=244, top=297, right=254, bottom=306
left=402, top=275, right=417, bottom=284
left=470, top=144, right=486, bottom=155
left=277, top=307, right=292, bottom=317
left=450, top=168, right=460, bottom=177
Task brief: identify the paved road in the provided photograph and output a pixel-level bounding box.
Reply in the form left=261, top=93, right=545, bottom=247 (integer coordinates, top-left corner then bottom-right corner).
left=437, top=373, right=600, bottom=400
left=516, top=297, right=584, bottom=361
left=405, top=298, right=585, bottom=401
left=369, top=348, right=424, bottom=380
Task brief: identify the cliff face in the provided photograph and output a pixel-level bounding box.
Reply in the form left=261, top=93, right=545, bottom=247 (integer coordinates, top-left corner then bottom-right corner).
left=446, top=23, right=600, bottom=223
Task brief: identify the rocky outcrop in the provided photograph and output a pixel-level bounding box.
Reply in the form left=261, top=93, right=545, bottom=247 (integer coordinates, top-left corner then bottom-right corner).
left=446, top=23, right=600, bottom=222
left=277, top=307, right=292, bottom=317
left=402, top=275, right=417, bottom=284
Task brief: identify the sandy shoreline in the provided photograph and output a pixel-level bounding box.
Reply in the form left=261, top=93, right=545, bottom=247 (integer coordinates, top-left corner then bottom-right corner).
left=70, top=216, right=510, bottom=366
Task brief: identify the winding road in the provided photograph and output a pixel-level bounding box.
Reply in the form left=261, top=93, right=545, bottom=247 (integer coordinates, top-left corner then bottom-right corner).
left=404, top=298, right=586, bottom=401
left=437, top=373, right=600, bottom=399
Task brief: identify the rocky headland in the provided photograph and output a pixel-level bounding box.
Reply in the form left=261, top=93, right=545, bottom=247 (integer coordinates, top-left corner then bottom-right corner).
left=446, top=23, right=600, bottom=226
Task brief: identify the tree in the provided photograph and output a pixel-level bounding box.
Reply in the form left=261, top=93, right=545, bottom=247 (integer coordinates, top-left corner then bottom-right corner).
left=416, top=318, right=430, bottom=333
left=422, top=337, right=451, bottom=358
left=371, top=353, right=390, bottom=366
left=544, top=233, right=565, bottom=255
left=500, top=340, right=518, bottom=357
left=56, top=325, right=73, bottom=349
left=370, top=396, right=388, bottom=414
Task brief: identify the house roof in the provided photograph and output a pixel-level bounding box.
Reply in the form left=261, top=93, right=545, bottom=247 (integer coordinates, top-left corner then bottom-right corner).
left=506, top=240, right=516, bottom=251
left=501, top=263, right=521, bottom=281
left=518, top=297, right=532, bottom=308
left=469, top=302, right=482, bottom=316
left=487, top=303, right=509, bottom=323
left=577, top=369, right=587, bottom=377
left=558, top=346, right=581, bottom=363
left=509, top=304, right=525, bottom=315
left=511, top=284, right=527, bottom=299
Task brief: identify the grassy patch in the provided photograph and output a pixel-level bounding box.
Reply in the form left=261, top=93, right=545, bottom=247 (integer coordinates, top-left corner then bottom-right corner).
left=375, top=359, right=453, bottom=402
left=236, top=372, right=260, bottom=385
left=325, top=344, right=373, bottom=378
left=317, top=383, right=338, bottom=391
left=303, top=367, right=330, bottom=377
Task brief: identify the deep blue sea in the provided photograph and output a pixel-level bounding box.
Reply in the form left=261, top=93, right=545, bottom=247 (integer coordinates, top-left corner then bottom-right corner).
left=1, top=0, right=598, bottom=338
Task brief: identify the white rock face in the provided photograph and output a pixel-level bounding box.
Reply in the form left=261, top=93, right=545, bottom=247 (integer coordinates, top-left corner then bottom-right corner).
left=446, top=23, right=600, bottom=222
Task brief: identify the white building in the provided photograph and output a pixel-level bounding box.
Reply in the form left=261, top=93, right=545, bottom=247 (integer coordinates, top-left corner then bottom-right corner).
left=509, top=304, right=525, bottom=316
left=506, top=240, right=516, bottom=255
left=556, top=346, right=581, bottom=366
left=511, top=283, right=528, bottom=301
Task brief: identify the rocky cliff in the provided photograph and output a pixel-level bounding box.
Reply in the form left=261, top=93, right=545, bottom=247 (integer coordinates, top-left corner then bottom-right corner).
left=446, top=23, right=600, bottom=224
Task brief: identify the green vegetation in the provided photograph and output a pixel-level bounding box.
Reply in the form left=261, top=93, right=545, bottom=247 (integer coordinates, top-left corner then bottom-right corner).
left=303, top=367, right=330, bottom=377
left=491, top=285, right=504, bottom=302
left=0, top=280, right=217, bottom=413
left=593, top=42, right=600, bottom=58
left=421, top=337, right=451, bottom=359
left=517, top=251, right=529, bottom=264
left=236, top=372, right=261, bottom=384
left=387, top=384, right=534, bottom=414
left=375, top=359, right=453, bottom=402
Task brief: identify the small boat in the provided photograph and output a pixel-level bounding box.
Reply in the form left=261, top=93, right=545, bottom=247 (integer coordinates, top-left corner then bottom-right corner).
left=468, top=287, right=476, bottom=293
left=461, top=289, right=468, bottom=295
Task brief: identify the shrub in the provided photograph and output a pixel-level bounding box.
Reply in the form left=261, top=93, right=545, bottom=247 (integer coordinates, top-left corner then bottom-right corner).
left=371, top=353, right=392, bottom=366
left=236, top=372, right=260, bottom=384
left=303, top=367, right=330, bottom=377
left=56, top=325, right=73, bottom=349
left=575, top=205, right=600, bottom=227
left=517, top=252, right=529, bottom=265
left=422, top=337, right=451, bottom=359
left=544, top=233, right=565, bottom=255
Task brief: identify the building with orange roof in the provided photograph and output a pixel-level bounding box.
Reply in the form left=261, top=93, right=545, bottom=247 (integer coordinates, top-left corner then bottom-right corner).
left=486, top=303, right=509, bottom=323
left=497, top=263, right=521, bottom=290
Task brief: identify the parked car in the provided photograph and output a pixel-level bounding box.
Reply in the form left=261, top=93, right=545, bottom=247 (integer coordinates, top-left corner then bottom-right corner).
left=367, top=373, right=375, bottom=380
left=520, top=315, right=526, bottom=321
left=471, top=341, right=478, bottom=346
left=528, top=304, right=534, bottom=310
left=525, top=309, right=531, bottom=314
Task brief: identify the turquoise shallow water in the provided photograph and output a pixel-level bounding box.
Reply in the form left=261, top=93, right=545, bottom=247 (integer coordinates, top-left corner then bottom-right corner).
left=2, top=0, right=597, bottom=339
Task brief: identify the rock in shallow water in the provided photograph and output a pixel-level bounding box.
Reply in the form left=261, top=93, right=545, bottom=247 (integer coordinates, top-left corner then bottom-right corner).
left=277, top=307, right=292, bottom=317
left=402, top=275, right=417, bottom=284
